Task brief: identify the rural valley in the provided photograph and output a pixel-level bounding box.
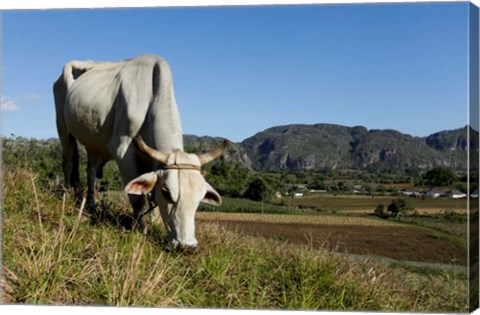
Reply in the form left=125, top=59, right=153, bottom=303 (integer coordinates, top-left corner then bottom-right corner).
left=1, top=123, right=477, bottom=311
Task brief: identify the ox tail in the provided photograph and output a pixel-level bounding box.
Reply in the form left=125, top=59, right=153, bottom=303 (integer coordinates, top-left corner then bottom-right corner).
left=62, top=60, right=95, bottom=88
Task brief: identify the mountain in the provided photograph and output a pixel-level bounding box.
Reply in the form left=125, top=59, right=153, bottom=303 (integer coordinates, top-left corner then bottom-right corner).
left=240, top=124, right=360, bottom=170
left=188, top=124, right=477, bottom=173
left=183, top=134, right=252, bottom=166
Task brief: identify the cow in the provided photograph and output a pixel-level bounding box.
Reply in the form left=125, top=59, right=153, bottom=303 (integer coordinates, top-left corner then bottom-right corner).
left=53, top=54, right=228, bottom=250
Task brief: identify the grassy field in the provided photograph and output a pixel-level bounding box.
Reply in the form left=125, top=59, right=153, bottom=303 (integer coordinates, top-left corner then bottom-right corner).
left=197, top=211, right=406, bottom=227
left=287, top=193, right=468, bottom=212
left=1, top=168, right=469, bottom=311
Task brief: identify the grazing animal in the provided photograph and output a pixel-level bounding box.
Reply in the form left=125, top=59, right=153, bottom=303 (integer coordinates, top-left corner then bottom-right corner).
left=53, top=54, right=227, bottom=250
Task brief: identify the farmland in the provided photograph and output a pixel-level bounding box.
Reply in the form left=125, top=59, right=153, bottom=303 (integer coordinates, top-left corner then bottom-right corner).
left=197, top=212, right=466, bottom=266
left=286, top=193, right=468, bottom=213
left=197, top=191, right=467, bottom=265
left=1, top=137, right=473, bottom=311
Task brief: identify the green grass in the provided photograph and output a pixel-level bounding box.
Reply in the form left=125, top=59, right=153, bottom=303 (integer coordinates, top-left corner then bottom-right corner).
left=289, top=194, right=468, bottom=212
left=1, top=168, right=469, bottom=311
left=198, top=196, right=307, bottom=215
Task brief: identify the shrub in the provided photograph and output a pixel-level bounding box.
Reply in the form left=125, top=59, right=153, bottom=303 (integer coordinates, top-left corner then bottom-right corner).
left=442, top=209, right=466, bottom=223
left=387, top=198, right=415, bottom=216
left=374, top=205, right=388, bottom=219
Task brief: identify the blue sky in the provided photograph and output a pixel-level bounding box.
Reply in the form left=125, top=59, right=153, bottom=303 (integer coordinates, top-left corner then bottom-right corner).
left=1, top=2, right=476, bottom=142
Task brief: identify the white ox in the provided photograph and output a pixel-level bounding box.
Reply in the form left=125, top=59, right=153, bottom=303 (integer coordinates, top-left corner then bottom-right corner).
left=54, top=54, right=227, bottom=250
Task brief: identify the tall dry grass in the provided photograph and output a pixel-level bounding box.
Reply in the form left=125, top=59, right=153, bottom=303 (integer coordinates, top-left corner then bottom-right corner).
left=1, top=168, right=469, bottom=311
left=2, top=169, right=182, bottom=306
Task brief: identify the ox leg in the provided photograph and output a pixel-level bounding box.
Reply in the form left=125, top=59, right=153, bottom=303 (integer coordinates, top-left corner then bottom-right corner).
left=59, top=133, right=80, bottom=190
left=114, top=141, right=149, bottom=233
left=128, top=195, right=147, bottom=234
left=55, top=78, right=80, bottom=193
left=86, top=158, right=97, bottom=213
left=86, top=152, right=108, bottom=215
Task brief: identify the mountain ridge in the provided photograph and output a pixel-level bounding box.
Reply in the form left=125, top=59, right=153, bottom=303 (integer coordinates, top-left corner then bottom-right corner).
left=185, top=123, right=478, bottom=173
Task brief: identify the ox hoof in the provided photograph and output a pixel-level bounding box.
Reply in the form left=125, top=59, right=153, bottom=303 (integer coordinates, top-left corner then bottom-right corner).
left=167, top=240, right=198, bottom=254
left=180, top=244, right=198, bottom=254
left=135, top=223, right=147, bottom=235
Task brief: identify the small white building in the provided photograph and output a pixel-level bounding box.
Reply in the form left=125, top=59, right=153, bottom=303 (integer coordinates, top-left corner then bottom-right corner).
left=471, top=189, right=479, bottom=199
left=400, top=188, right=422, bottom=197
left=425, top=188, right=445, bottom=198
left=445, top=190, right=467, bottom=199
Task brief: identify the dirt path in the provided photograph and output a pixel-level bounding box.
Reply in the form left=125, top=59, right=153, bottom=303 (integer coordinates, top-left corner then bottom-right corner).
left=197, top=216, right=467, bottom=266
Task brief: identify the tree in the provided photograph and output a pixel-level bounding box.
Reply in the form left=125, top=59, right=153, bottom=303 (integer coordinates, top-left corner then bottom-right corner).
left=204, top=160, right=251, bottom=197
left=423, top=167, right=457, bottom=187
left=244, top=177, right=272, bottom=202
left=387, top=198, right=415, bottom=216
left=308, top=176, right=326, bottom=190
left=376, top=184, right=386, bottom=195
left=327, top=168, right=340, bottom=192
left=364, top=184, right=373, bottom=195
left=374, top=205, right=388, bottom=219
left=336, top=181, right=349, bottom=192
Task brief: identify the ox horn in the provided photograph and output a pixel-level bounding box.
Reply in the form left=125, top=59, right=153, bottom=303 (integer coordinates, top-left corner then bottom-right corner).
left=198, top=140, right=230, bottom=166
left=134, top=135, right=169, bottom=165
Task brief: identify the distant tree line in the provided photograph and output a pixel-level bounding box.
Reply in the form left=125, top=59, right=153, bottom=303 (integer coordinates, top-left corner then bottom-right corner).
left=2, top=136, right=123, bottom=191
left=3, top=137, right=476, bottom=202
left=2, top=137, right=278, bottom=202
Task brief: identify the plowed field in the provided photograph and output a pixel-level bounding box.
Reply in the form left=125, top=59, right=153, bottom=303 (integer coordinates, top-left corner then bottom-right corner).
left=197, top=212, right=467, bottom=265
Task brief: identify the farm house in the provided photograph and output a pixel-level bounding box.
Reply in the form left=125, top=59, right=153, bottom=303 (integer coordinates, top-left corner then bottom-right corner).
left=425, top=188, right=446, bottom=198
left=445, top=190, right=467, bottom=199
left=400, top=188, right=422, bottom=197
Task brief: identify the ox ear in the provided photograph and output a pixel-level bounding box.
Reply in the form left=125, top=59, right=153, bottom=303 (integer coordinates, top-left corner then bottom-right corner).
left=124, top=172, right=158, bottom=195
left=202, top=182, right=222, bottom=206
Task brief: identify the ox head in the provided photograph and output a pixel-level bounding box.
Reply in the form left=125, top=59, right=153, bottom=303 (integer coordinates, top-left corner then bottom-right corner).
left=124, top=135, right=228, bottom=250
